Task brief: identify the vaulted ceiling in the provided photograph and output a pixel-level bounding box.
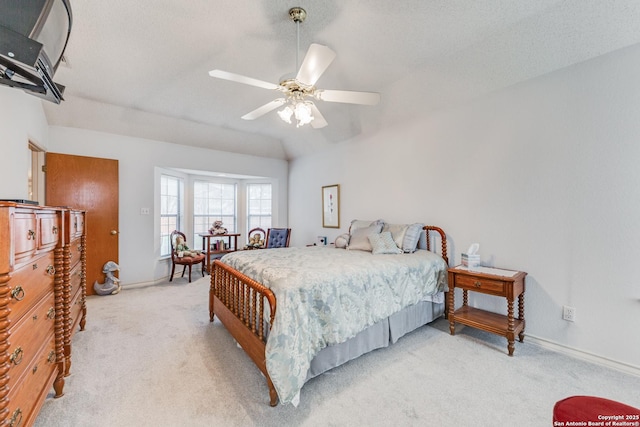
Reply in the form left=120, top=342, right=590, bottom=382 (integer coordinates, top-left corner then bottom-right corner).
left=42, top=1, right=640, bottom=160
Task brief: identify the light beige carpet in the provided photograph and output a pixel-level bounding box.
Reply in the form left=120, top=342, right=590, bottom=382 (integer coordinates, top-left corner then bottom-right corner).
left=34, top=275, right=639, bottom=426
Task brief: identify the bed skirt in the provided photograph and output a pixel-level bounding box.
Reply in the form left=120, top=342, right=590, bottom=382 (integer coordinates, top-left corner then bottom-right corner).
left=306, top=297, right=445, bottom=380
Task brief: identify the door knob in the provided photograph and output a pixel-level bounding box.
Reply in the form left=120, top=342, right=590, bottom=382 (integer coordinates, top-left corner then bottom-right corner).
left=110, top=230, right=118, bottom=235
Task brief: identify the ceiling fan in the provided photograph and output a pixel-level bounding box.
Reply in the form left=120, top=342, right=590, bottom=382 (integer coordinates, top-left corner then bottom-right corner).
left=208, top=7, right=380, bottom=129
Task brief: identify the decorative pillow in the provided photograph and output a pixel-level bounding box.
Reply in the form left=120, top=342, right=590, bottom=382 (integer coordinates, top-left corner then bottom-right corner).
left=369, top=232, right=402, bottom=255
left=347, top=224, right=383, bottom=251
left=382, top=223, right=408, bottom=249
left=334, top=233, right=350, bottom=249
left=349, top=219, right=384, bottom=234
left=402, top=223, right=424, bottom=253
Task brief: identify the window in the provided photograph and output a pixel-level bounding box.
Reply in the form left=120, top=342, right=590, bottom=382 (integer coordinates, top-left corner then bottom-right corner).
left=247, top=183, right=272, bottom=231
left=160, top=175, right=183, bottom=256
left=193, top=181, right=236, bottom=249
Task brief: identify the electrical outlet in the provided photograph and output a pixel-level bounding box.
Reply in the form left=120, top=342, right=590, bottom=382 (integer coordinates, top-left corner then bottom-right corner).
left=562, top=305, right=576, bottom=322
left=140, top=207, right=150, bottom=215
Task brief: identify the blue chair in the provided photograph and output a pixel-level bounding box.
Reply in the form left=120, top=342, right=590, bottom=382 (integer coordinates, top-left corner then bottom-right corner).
left=265, top=228, right=291, bottom=248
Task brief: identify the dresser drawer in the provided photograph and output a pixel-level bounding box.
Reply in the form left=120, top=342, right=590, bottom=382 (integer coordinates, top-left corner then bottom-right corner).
left=455, top=275, right=506, bottom=295
left=69, top=263, right=83, bottom=298
left=69, top=238, right=83, bottom=268
left=13, top=212, right=37, bottom=263
left=37, top=212, right=60, bottom=251
left=6, top=336, right=57, bottom=427
left=7, top=292, right=56, bottom=389
left=71, top=212, right=85, bottom=239
left=7, top=252, right=55, bottom=323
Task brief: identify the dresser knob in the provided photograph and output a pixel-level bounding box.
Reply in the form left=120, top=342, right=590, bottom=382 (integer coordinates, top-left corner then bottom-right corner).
left=474, top=281, right=482, bottom=288
left=46, top=265, right=56, bottom=275
left=11, top=286, right=25, bottom=301
left=47, top=307, right=55, bottom=319
left=27, top=229, right=35, bottom=240
left=52, top=225, right=58, bottom=234
left=48, top=350, right=56, bottom=363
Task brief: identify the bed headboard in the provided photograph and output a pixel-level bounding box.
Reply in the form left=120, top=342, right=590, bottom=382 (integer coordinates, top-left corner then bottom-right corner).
left=421, top=226, right=448, bottom=265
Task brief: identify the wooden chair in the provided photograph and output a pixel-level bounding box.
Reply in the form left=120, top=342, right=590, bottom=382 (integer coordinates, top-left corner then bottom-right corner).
left=245, top=227, right=266, bottom=249
left=169, top=230, right=206, bottom=282
left=264, top=228, right=291, bottom=248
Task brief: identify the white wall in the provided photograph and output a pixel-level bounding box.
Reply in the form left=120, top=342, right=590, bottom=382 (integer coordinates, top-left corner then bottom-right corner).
left=0, top=86, right=50, bottom=199
left=47, top=126, right=288, bottom=286
left=289, top=44, right=640, bottom=370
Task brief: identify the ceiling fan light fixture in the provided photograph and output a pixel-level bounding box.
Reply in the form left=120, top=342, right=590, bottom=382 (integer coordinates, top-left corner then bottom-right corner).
left=278, top=100, right=314, bottom=127
left=277, top=105, right=294, bottom=124
left=294, top=101, right=314, bottom=127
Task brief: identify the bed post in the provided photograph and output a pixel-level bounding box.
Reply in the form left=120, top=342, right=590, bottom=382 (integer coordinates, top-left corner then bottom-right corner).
left=424, top=225, right=449, bottom=319
left=423, top=225, right=448, bottom=265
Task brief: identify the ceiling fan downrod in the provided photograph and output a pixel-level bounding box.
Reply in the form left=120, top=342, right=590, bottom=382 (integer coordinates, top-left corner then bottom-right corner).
left=289, top=7, right=307, bottom=73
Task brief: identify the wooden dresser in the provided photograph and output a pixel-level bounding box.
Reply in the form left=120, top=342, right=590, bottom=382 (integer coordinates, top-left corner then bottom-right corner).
left=63, top=209, right=87, bottom=377
left=0, top=202, right=66, bottom=427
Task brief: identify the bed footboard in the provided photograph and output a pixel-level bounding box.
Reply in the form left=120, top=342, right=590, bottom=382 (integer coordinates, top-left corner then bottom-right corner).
left=210, top=259, right=278, bottom=406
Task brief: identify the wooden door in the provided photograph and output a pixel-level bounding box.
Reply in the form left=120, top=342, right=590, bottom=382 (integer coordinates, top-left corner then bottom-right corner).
left=45, top=153, right=119, bottom=296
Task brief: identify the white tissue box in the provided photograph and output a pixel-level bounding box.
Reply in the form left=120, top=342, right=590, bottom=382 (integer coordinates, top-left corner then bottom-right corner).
left=461, top=253, right=480, bottom=268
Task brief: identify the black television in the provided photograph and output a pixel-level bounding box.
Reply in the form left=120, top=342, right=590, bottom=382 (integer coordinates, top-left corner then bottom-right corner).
left=0, top=0, right=72, bottom=103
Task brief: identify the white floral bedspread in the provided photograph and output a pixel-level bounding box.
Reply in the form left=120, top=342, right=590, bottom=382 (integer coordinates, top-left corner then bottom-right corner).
left=220, top=246, right=448, bottom=404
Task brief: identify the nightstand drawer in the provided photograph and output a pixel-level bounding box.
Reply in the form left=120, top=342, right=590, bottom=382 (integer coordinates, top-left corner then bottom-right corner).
left=456, top=275, right=505, bottom=295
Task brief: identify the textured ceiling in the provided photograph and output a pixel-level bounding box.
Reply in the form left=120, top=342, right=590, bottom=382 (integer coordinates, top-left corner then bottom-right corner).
left=42, top=0, right=640, bottom=160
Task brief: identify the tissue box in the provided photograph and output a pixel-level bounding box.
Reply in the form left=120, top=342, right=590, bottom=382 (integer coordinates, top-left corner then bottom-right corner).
left=461, top=253, right=480, bottom=268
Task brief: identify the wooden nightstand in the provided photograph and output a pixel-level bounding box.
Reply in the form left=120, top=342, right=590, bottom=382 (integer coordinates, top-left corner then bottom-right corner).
left=447, top=266, right=527, bottom=356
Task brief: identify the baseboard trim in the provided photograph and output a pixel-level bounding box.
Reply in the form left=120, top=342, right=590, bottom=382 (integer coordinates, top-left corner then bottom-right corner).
left=121, top=277, right=169, bottom=290
left=525, top=333, right=640, bottom=377
left=122, top=273, right=208, bottom=290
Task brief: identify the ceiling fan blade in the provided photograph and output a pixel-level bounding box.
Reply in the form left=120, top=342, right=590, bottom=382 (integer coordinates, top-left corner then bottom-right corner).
left=295, top=44, right=336, bottom=87
left=209, top=69, right=280, bottom=90
left=241, top=98, right=286, bottom=120
left=309, top=103, right=328, bottom=129
left=316, top=89, right=381, bottom=105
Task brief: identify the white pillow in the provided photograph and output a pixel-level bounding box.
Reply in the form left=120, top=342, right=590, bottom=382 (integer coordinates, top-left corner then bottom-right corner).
left=347, top=224, right=383, bottom=251
left=369, top=232, right=403, bottom=255
left=349, top=219, right=384, bottom=234
left=382, top=223, right=408, bottom=249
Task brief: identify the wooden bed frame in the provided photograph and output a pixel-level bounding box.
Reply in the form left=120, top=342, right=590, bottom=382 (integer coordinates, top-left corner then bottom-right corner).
left=209, top=225, right=448, bottom=406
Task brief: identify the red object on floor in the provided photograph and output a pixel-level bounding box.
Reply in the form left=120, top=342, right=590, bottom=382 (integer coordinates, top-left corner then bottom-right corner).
left=553, top=395, right=640, bottom=424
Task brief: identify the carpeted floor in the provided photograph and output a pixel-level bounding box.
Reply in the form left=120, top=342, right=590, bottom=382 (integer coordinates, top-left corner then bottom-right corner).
left=34, top=275, right=639, bottom=427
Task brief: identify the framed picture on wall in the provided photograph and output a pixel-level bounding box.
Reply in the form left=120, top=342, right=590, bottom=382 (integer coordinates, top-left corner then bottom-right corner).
left=322, top=184, right=340, bottom=228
